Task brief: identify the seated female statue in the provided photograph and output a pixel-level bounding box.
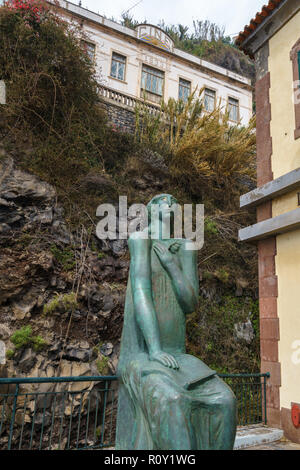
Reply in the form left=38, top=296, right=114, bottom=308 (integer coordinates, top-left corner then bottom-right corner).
left=116, top=194, right=236, bottom=450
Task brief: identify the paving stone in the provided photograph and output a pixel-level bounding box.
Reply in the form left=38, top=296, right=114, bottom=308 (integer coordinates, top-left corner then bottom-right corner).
left=244, top=439, right=300, bottom=450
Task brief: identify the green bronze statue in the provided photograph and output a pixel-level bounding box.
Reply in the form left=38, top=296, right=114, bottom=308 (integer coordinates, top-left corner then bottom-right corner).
left=116, top=194, right=237, bottom=450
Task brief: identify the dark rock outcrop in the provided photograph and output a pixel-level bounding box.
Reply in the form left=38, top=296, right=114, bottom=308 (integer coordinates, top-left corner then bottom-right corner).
left=0, top=157, right=124, bottom=384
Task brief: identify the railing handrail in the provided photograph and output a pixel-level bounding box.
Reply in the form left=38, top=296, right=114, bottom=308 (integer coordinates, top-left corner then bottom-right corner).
left=98, top=85, right=136, bottom=99
left=218, top=373, right=270, bottom=378
left=0, top=372, right=270, bottom=385
left=0, top=376, right=118, bottom=385
left=98, top=84, right=161, bottom=112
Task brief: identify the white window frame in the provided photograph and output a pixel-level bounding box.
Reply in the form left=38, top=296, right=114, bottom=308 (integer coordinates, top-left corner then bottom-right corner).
left=110, top=52, right=127, bottom=82
left=81, top=40, right=96, bottom=62
left=178, top=78, right=191, bottom=103
left=204, top=87, right=216, bottom=112
left=141, top=64, right=165, bottom=103
left=228, top=96, right=240, bottom=122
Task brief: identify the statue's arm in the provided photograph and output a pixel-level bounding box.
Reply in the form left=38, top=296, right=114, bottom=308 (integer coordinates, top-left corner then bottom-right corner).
left=129, top=234, right=161, bottom=356
left=129, top=234, right=179, bottom=369
left=154, top=240, right=199, bottom=314
left=179, top=242, right=199, bottom=313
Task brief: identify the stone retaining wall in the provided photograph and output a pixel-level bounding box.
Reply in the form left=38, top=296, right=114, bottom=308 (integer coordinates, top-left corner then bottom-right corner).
left=101, top=102, right=136, bottom=134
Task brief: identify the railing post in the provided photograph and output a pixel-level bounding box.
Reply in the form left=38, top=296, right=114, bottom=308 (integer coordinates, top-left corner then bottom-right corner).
left=8, top=383, right=19, bottom=450
left=263, top=373, right=269, bottom=425
left=100, top=380, right=109, bottom=447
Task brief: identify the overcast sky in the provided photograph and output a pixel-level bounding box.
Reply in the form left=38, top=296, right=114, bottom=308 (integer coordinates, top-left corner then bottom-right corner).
left=80, top=0, right=266, bottom=37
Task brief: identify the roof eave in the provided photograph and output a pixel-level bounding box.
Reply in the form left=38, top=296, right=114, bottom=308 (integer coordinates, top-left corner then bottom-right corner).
left=236, top=0, right=288, bottom=57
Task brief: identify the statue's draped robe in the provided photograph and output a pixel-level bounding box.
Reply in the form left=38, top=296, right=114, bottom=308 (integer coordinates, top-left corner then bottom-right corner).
left=116, top=243, right=236, bottom=450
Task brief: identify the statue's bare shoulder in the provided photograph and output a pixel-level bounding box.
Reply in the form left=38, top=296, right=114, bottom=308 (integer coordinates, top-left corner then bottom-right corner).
left=128, top=229, right=150, bottom=254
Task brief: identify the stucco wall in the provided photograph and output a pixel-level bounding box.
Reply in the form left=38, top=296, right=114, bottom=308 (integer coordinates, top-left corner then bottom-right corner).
left=275, top=230, right=300, bottom=409
left=269, top=10, right=300, bottom=180
left=92, top=27, right=252, bottom=126
left=269, top=10, right=300, bottom=411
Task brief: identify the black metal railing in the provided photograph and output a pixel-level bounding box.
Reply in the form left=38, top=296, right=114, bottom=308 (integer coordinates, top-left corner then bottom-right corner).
left=0, top=372, right=270, bottom=450
left=0, top=376, right=118, bottom=450
left=219, top=373, right=270, bottom=426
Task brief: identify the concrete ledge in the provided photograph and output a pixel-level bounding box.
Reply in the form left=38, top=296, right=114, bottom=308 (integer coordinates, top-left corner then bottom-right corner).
left=234, top=425, right=284, bottom=450
left=102, top=426, right=285, bottom=451
left=100, top=96, right=136, bottom=113
left=239, top=207, right=300, bottom=242
left=240, top=167, right=300, bottom=209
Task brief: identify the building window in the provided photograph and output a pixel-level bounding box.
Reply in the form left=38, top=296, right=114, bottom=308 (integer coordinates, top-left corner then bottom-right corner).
left=204, top=88, right=216, bottom=112
left=179, top=78, right=191, bottom=103
left=228, top=97, right=239, bottom=122
left=81, top=40, right=96, bottom=61
left=141, top=65, right=164, bottom=104
left=110, top=53, right=126, bottom=81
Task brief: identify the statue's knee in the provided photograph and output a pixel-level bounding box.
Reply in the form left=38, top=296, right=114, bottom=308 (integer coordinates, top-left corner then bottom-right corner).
left=219, top=390, right=236, bottom=413
left=226, top=393, right=236, bottom=408
left=168, top=392, right=182, bottom=407
left=209, top=380, right=236, bottom=411
left=126, top=360, right=142, bottom=376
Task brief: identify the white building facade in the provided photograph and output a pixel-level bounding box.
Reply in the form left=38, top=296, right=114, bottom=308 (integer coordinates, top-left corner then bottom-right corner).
left=53, top=1, right=253, bottom=131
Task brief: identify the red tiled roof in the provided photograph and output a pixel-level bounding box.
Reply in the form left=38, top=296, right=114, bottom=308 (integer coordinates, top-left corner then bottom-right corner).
left=235, top=0, right=284, bottom=51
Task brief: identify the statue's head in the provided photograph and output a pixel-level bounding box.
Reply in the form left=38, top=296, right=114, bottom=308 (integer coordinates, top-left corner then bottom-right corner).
left=147, top=194, right=178, bottom=216
left=147, top=194, right=178, bottom=235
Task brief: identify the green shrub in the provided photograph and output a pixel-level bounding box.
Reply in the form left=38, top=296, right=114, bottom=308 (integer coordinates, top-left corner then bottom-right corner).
left=10, top=326, right=33, bottom=350
left=6, top=349, right=15, bottom=360
left=32, top=335, right=47, bottom=352
left=202, top=271, right=214, bottom=281
left=50, top=245, right=76, bottom=271
left=216, top=268, right=230, bottom=283
left=96, top=356, right=109, bottom=375
left=205, top=218, right=218, bottom=236
left=43, top=292, right=78, bottom=315
left=0, top=1, right=110, bottom=225
left=186, top=294, right=260, bottom=373
left=10, top=326, right=47, bottom=352
left=135, top=89, right=256, bottom=203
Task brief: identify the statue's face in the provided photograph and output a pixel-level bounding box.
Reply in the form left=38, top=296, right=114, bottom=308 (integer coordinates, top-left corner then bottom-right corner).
left=149, top=194, right=178, bottom=227
left=155, top=194, right=177, bottom=211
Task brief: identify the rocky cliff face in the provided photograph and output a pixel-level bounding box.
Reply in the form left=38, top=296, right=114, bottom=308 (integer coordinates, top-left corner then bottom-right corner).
left=0, top=156, right=127, bottom=383
left=0, top=149, right=175, bottom=448
left=0, top=146, right=259, bottom=378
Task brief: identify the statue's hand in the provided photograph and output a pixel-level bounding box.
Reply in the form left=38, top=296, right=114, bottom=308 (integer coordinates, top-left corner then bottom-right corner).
left=149, top=350, right=179, bottom=370
left=169, top=240, right=182, bottom=254
left=153, top=242, right=178, bottom=269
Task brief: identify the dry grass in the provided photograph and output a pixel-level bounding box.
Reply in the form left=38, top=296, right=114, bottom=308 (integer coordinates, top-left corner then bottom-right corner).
left=135, top=89, right=256, bottom=204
